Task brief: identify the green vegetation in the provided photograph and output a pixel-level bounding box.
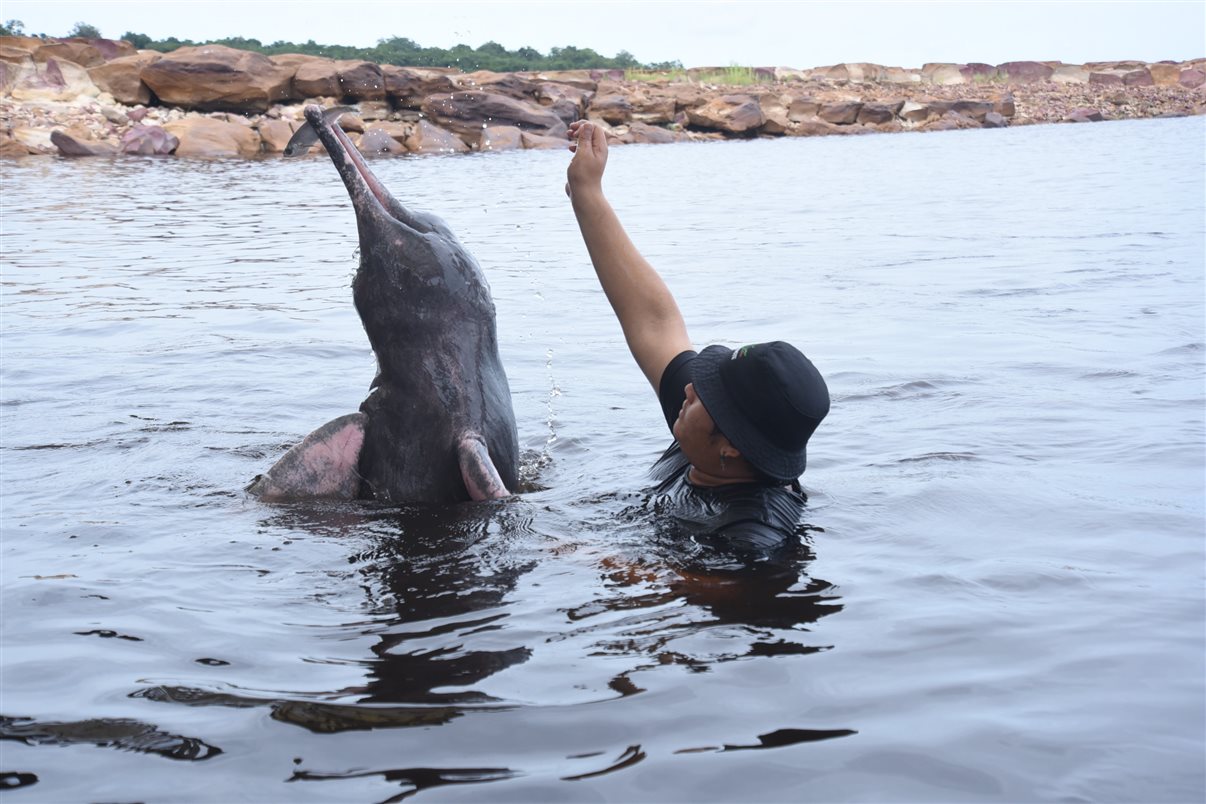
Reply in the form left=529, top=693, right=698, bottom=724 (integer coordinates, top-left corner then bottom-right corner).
left=624, top=67, right=688, bottom=83
left=695, top=65, right=759, bottom=86
left=1, top=18, right=687, bottom=72
left=100, top=27, right=682, bottom=72
left=68, top=21, right=101, bottom=38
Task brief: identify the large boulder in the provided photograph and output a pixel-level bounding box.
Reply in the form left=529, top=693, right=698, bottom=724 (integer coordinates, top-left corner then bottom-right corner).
left=381, top=65, right=457, bottom=108
left=844, top=63, right=886, bottom=83
left=686, top=94, right=763, bottom=134
left=856, top=102, right=900, bottom=125
left=959, top=63, right=998, bottom=82
left=164, top=116, right=263, bottom=157
left=587, top=93, right=633, bottom=124
left=478, top=125, right=523, bottom=151
left=758, top=94, right=791, bottom=134
left=1089, top=71, right=1125, bottom=86
left=335, top=60, right=386, bottom=101
left=34, top=38, right=134, bottom=68
left=404, top=119, right=469, bottom=154
left=818, top=101, right=863, bottom=125
left=526, top=70, right=596, bottom=91
left=536, top=82, right=592, bottom=124
left=1064, top=107, right=1106, bottom=123
left=293, top=58, right=385, bottom=101
left=50, top=128, right=117, bottom=156
left=792, top=119, right=849, bottom=137
left=454, top=70, right=541, bottom=100
left=787, top=96, right=821, bottom=121
left=421, top=91, right=567, bottom=137
left=950, top=100, right=995, bottom=121
left=88, top=52, right=161, bottom=105
left=899, top=100, right=954, bottom=123
left=997, top=61, right=1054, bottom=83
left=1148, top=63, right=1181, bottom=86
left=1051, top=64, right=1090, bottom=84
left=141, top=45, right=293, bottom=112
left=10, top=127, right=56, bottom=153
left=922, top=63, right=965, bottom=85
left=630, top=93, right=676, bottom=125
left=1180, top=69, right=1205, bottom=88
left=358, top=126, right=406, bottom=155
left=0, top=59, right=29, bottom=94
left=10, top=58, right=99, bottom=102
left=883, top=67, right=922, bottom=83
left=1123, top=69, right=1153, bottom=87
left=625, top=121, right=689, bottom=144
left=255, top=119, right=296, bottom=153
left=520, top=130, right=568, bottom=149
left=0, top=35, right=44, bottom=57
left=0, top=134, right=34, bottom=157
left=919, top=110, right=981, bottom=131
left=119, top=123, right=178, bottom=155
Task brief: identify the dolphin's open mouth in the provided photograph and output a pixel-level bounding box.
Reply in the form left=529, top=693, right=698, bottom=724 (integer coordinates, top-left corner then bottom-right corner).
left=304, top=105, right=399, bottom=222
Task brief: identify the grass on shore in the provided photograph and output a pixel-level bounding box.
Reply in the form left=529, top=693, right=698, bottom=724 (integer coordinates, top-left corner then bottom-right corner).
left=624, top=65, right=759, bottom=85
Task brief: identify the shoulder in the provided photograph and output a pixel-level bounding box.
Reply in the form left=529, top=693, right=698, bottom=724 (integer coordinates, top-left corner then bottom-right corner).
left=712, top=483, right=806, bottom=541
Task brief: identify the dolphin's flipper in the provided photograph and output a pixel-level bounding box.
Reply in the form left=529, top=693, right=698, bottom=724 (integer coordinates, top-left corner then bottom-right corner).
left=248, top=413, right=367, bottom=501
left=282, top=106, right=357, bottom=158
left=457, top=434, right=512, bottom=501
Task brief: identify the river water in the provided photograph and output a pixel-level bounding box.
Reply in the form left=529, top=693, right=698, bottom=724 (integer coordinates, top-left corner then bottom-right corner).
left=2, top=116, right=1203, bottom=802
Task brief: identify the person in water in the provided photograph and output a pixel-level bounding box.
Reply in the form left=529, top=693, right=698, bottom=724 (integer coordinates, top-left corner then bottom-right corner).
left=565, top=120, right=831, bottom=555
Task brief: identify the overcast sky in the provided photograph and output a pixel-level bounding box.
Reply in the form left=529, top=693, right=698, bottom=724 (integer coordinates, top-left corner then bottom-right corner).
left=5, top=0, right=1203, bottom=69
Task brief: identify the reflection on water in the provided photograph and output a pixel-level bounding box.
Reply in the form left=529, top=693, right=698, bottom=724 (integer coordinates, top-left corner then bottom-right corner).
left=1, top=117, right=1203, bottom=801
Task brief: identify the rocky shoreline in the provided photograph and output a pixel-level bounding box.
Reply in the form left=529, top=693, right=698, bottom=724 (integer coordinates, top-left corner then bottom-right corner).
left=2, top=36, right=1202, bottom=159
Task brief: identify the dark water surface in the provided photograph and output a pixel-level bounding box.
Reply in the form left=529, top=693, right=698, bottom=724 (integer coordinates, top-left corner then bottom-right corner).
left=2, top=117, right=1203, bottom=802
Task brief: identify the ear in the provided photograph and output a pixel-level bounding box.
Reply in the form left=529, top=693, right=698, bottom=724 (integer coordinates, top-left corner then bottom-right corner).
left=719, top=442, right=742, bottom=461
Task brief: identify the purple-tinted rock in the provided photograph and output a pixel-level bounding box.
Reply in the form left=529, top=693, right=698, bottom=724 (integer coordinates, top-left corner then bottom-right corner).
left=50, top=130, right=117, bottom=156
left=818, top=101, right=863, bottom=125
left=422, top=91, right=567, bottom=137
left=855, top=102, right=897, bottom=124
left=982, top=111, right=1009, bottom=128
left=1065, top=108, right=1105, bottom=123
left=120, top=124, right=179, bottom=155
left=960, top=63, right=998, bottom=81
left=950, top=100, right=996, bottom=121
left=997, top=61, right=1054, bottom=83
left=1180, top=69, right=1206, bottom=88
left=1089, top=72, right=1125, bottom=86
left=1123, top=69, right=1154, bottom=87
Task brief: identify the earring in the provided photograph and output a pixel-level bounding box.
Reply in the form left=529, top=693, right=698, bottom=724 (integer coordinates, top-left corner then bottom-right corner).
left=719, top=453, right=727, bottom=472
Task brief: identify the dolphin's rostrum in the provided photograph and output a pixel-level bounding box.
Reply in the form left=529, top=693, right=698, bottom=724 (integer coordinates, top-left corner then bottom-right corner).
left=249, top=105, right=519, bottom=503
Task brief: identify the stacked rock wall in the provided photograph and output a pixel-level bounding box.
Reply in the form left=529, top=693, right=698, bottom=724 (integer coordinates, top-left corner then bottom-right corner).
left=1, top=38, right=1202, bottom=158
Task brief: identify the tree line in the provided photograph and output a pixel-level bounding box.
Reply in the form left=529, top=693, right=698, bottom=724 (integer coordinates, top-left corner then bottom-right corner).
left=0, top=19, right=681, bottom=72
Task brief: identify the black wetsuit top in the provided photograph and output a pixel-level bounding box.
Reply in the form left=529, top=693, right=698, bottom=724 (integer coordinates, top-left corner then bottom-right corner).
left=649, top=350, right=808, bottom=556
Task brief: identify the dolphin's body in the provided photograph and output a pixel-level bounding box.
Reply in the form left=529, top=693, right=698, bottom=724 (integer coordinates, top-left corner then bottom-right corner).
left=249, top=105, right=519, bottom=503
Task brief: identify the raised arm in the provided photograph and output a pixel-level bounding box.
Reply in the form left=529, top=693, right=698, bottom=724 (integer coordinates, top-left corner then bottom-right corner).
left=566, top=121, right=692, bottom=391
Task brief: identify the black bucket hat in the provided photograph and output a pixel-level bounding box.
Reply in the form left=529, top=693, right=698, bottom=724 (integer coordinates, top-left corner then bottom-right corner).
left=691, top=341, right=830, bottom=481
